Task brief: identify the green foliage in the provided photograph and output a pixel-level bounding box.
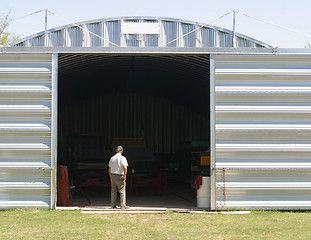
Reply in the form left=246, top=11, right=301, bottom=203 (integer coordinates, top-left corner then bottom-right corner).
left=0, top=11, right=19, bottom=46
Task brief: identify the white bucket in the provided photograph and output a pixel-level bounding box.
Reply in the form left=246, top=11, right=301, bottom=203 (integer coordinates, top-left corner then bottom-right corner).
left=197, top=176, right=210, bottom=209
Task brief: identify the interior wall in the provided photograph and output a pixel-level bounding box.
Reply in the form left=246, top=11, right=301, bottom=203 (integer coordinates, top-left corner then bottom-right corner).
left=59, top=93, right=209, bottom=156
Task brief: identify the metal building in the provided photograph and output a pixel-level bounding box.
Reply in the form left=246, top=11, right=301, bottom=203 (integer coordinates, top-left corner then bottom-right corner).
left=1, top=16, right=311, bottom=210
left=13, top=16, right=269, bottom=48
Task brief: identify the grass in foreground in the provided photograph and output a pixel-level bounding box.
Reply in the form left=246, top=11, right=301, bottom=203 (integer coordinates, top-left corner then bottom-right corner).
left=0, top=209, right=311, bottom=240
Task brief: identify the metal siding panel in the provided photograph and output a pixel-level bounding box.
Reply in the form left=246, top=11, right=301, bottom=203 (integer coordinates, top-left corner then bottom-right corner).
left=182, top=23, right=196, bottom=47
left=215, top=54, right=311, bottom=210
left=13, top=17, right=269, bottom=48
left=145, top=35, right=159, bottom=47
left=142, top=18, right=159, bottom=46
left=0, top=54, right=52, bottom=209
left=216, top=169, right=311, bottom=209
left=201, top=28, right=215, bottom=47
left=86, top=23, right=102, bottom=47
left=236, top=36, right=253, bottom=48
left=67, top=27, right=83, bottom=47
left=210, top=54, right=217, bottom=210
left=49, top=30, right=64, bottom=47
left=125, top=34, right=140, bottom=47
left=217, top=31, right=232, bottom=47
left=51, top=54, right=57, bottom=208
left=163, top=21, right=178, bottom=47
left=123, top=19, right=139, bottom=23
left=107, top=21, right=121, bottom=47
left=30, top=36, right=45, bottom=47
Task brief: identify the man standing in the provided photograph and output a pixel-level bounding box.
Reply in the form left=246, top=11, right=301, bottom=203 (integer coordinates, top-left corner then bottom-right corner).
left=108, top=145, right=129, bottom=209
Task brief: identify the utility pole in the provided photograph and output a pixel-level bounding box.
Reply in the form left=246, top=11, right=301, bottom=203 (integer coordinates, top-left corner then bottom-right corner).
left=44, top=9, right=48, bottom=46
left=232, top=10, right=236, bottom=48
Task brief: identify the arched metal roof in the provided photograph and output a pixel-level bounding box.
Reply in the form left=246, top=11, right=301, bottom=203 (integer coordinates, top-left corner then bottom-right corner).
left=13, top=16, right=271, bottom=48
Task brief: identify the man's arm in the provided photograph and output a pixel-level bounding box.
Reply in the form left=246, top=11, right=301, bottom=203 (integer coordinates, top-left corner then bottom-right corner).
left=108, top=166, right=111, bottom=177
left=122, top=166, right=127, bottom=181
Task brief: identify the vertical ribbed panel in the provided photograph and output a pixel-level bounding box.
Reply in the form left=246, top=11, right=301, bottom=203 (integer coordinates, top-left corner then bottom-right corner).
left=145, top=35, right=158, bottom=47
left=125, top=34, right=140, bottom=47
left=67, top=27, right=83, bottom=47
left=217, top=31, right=232, bottom=47
left=163, top=21, right=178, bottom=47
left=106, top=21, right=121, bottom=47
left=236, top=36, right=253, bottom=47
left=13, top=17, right=270, bottom=48
left=49, top=30, right=64, bottom=47
left=86, top=23, right=102, bottom=47
left=214, top=55, right=311, bottom=210
left=143, top=19, right=158, bottom=47
left=0, top=54, right=52, bottom=209
left=201, top=28, right=215, bottom=47
left=182, top=23, right=196, bottom=47
left=29, top=36, right=44, bottom=47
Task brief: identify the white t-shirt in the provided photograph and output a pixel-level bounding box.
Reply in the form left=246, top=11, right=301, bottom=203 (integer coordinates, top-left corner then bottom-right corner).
left=109, top=152, right=128, bottom=175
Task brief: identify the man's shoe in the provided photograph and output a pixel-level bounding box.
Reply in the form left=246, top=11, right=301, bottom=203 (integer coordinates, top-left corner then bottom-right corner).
left=111, top=206, right=117, bottom=209
left=121, top=205, right=129, bottom=209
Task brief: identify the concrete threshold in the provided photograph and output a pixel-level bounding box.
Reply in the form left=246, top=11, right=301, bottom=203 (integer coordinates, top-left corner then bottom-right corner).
left=81, top=207, right=193, bottom=214
left=56, top=206, right=251, bottom=214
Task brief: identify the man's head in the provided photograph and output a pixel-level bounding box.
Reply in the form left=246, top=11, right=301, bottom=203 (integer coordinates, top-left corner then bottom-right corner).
left=116, top=145, right=123, bottom=153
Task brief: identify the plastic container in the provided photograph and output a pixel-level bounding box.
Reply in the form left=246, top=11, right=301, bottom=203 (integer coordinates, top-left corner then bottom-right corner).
left=197, top=176, right=210, bottom=209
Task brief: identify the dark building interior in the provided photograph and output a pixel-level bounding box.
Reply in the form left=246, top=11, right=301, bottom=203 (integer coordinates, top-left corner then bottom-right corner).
left=57, top=54, right=210, bottom=207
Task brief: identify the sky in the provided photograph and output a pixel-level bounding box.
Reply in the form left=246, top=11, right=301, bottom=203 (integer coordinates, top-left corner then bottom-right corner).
left=2, top=0, right=311, bottom=48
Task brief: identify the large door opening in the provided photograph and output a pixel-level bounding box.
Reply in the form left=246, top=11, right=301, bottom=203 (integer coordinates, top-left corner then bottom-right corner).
left=57, top=54, right=210, bottom=208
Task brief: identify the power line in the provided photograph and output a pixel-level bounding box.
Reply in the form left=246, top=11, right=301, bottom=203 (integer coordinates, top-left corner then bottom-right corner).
left=12, top=9, right=120, bottom=47
left=47, top=10, right=120, bottom=47
left=236, top=10, right=311, bottom=40
left=165, top=10, right=234, bottom=46
left=166, top=10, right=311, bottom=47
left=12, top=9, right=45, bottom=21
left=12, top=9, right=311, bottom=47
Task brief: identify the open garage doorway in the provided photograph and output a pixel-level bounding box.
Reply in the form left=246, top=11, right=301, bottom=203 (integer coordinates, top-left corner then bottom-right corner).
left=57, top=54, right=210, bottom=208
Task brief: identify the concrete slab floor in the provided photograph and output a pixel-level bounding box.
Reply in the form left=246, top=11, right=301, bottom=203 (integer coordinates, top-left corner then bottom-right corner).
left=59, top=185, right=204, bottom=212
left=70, top=190, right=198, bottom=210
left=56, top=190, right=251, bottom=214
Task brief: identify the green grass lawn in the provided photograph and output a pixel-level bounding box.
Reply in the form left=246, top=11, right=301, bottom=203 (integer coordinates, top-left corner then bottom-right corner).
left=0, top=210, right=311, bottom=240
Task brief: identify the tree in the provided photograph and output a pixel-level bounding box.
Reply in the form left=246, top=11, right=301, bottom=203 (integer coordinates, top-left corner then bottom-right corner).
left=0, top=11, right=18, bottom=46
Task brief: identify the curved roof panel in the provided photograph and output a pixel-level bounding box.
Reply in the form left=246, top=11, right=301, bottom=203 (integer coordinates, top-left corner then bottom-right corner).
left=13, top=16, right=271, bottom=48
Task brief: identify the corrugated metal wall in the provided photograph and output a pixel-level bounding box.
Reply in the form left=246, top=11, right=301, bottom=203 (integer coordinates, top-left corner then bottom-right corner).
left=214, top=55, right=311, bottom=209
left=0, top=54, right=52, bottom=209
left=13, top=17, right=269, bottom=48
